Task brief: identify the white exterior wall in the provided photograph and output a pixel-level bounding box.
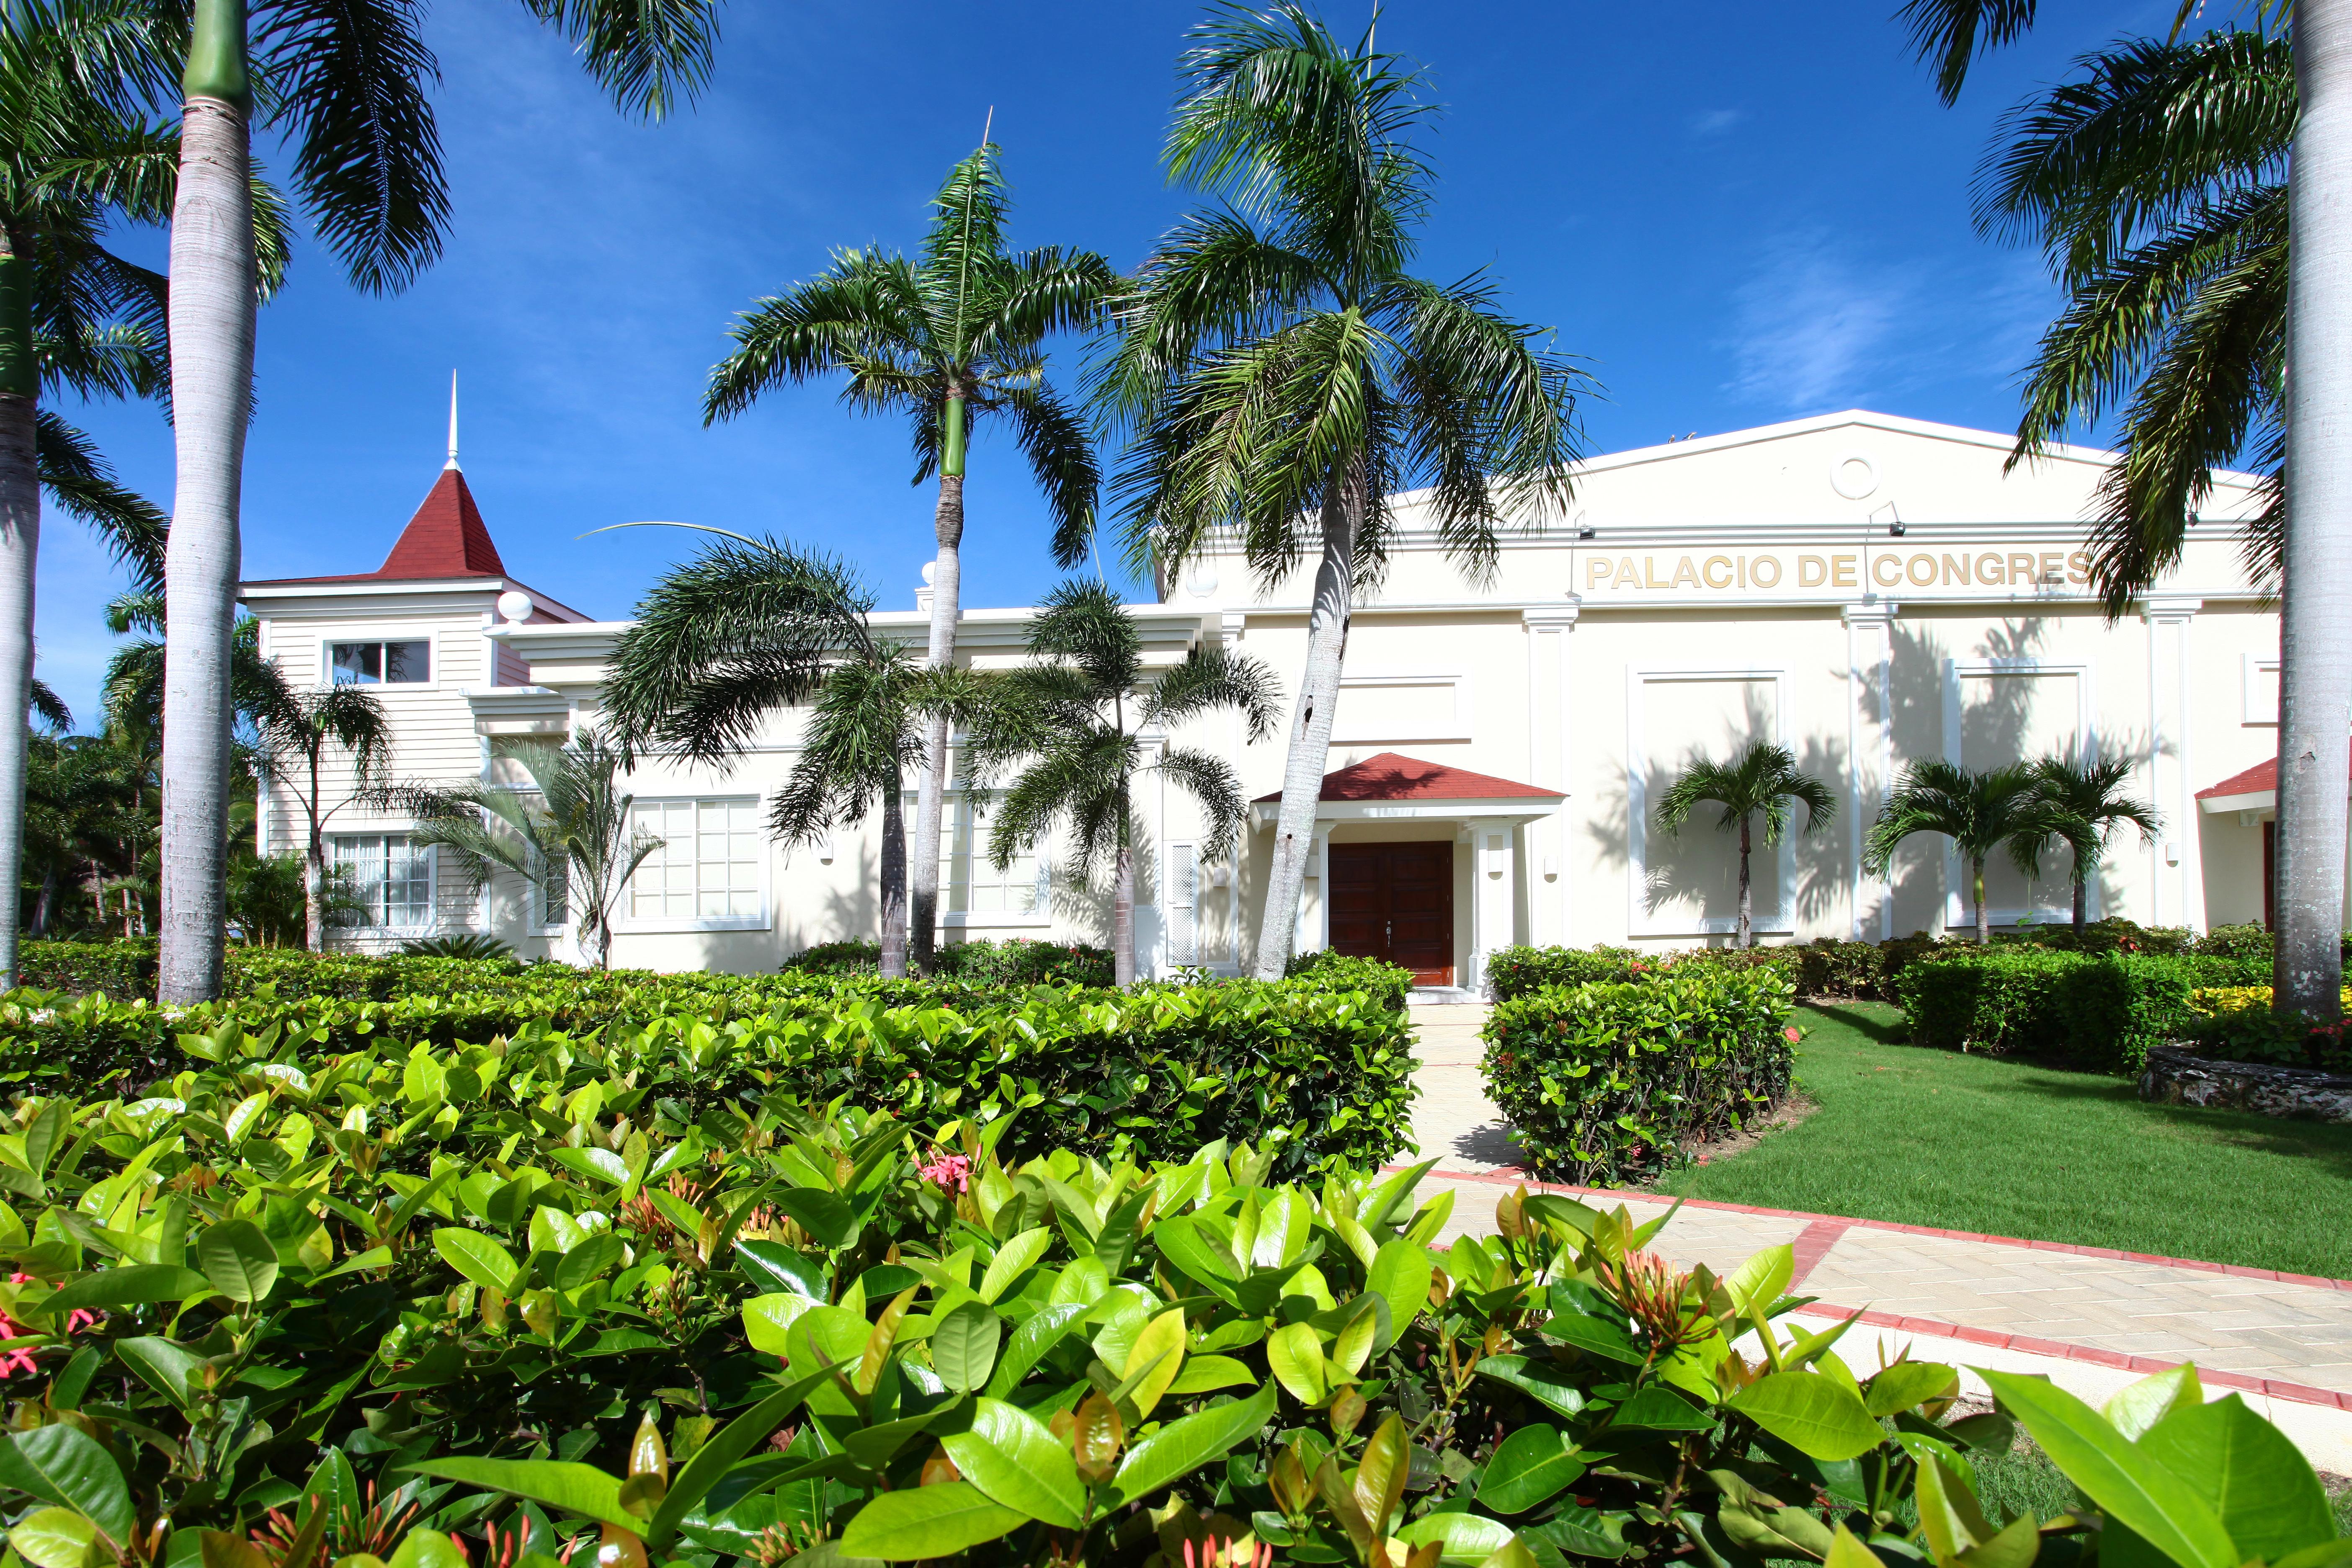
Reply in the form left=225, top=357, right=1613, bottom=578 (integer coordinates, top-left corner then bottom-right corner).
left=241, top=411, right=2301, bottom=977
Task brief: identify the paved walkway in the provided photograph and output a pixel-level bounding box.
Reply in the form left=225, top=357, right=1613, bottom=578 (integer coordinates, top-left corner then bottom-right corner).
left=1399, top=1003, right=2352, bottom=1470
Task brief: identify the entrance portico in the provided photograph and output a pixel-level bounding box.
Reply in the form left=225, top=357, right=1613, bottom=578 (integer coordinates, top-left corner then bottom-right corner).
left=1253, top=753, right=1564, bottom=994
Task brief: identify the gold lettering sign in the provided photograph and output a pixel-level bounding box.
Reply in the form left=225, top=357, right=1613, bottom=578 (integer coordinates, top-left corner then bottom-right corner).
left=1580, top=548, right=2094, bottom=594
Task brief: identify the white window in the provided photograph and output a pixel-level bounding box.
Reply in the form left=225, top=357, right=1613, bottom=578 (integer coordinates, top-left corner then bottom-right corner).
left=2244, top=653, right=2280, bottom=725
left=941, top=796, right=1048, bottom=921
left=627, top=797, right=763, bottom=925
left=536, top=852, right=570, bottom=931
left=333, top=835, right=435, bottom=929
left=1166, top=841, right=1197, bottom=966
left=330, top=639, right=431, bottom=685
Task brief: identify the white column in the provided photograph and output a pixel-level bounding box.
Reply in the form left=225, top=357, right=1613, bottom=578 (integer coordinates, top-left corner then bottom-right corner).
left=1843, top=602, right=1899, bottom=939
left=1469, top=823, right=1516, bottom=993
left=1218, top=611, right=1247, bottom=967
left=1523, top=601, right=1581, bottom=946
left=2143, top=596, right=2204, bottom=930
left=1296, top=825, right=1331, bottom=954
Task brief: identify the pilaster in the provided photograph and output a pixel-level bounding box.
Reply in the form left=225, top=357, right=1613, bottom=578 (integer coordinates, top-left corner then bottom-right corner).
left=1843, top=600, right=1899, bottom=940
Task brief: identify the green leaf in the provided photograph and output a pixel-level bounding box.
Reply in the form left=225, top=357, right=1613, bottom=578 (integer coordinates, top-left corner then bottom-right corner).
left=930, top=1300, right=1002, bottom=1395
left=1540, top=1310, right=1642, bottom=1364
left=1862, top=1362, right=1958, bottom=1418
left=742, top=1293, right=823, bottom=1357
left=548, top=1147, right=630, bottom=1189
left=384, top=1532, right=469, bottom=1568
left=983, top=1302, right=1088, bottom=1399
left=1365, top=1239, right=1432, bottom=1351
left=432, top=1229, right=521, bottom=1296
left=1722, top=1245, right=1794, bottom=1314
left=1609, top=1386, right=1715, bottom=1432
left=196, top=1532, right=270, bottom=1568
left=941, top=1397, right=1087, bottom=1529
left=1125, top=1308, right=1187, bottom=1418
left=647, top=1357, right=848, bottom=1548
left=736, top=1238, right=826, bottom=1298
left=772, top=1189, right=857, bottom=1250
left=0, top=1426, right=134, bottom=1550
left=1727, top=1372, right=1885, bottom=1462
left=113, top=1336, right=204, bottom=1413
left=1165, top=1354, right=1254, bottom=1396
left=10, top=1509, right=94, bottom=1568
left=837, top=1482, right=1026, bottom=1561
left=1978, top=1370, right=2237, bottom=1568
left=1150, top=1215, right=1241, bottom=1302
left=396, top=1458, right=639, bottom=1534
left=978, top=1229, right=1051, bottom=1304
left=1110, top=1382, right=1278, bottom=1506
left=1473, top=1356, right=1589, bottom=1421
left=197, top=1220, right=278, bottom=1304
left=2138, top=1394, right=2335, bottom=1565
left=2103, top=1365, right=2200, bottom=1442
left=550, top=1233, right=624, bottom=1292
left=1266, top=1321, right=1325, bottom=1405
left=1478, top=1424, right=1586, bottom=1515
left=1396, top=1513, right=1516, bottom=1565
left=40, top=1265, right=211, bottom=1316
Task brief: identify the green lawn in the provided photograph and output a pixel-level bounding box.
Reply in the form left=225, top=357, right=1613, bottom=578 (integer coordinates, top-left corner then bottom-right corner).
left=1653, top=1002, right=2352, bottom=1279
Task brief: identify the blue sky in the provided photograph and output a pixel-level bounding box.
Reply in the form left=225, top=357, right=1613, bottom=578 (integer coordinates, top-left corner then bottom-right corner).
left=44, top=0, right=2183, bottom=725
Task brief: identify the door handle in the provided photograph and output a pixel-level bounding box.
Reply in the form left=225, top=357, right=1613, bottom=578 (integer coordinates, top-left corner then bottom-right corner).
left=1385, top=919, right=1392, bottom=942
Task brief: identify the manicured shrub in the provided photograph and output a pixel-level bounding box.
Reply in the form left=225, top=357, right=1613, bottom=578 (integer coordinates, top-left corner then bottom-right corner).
left=17, top=937, right=159, bottom=994
left=2051, top=953, right=2267, bottom=1072
left=781, top=936, right=1118, bottom=986
left=1481, top=965, right=1797, bottom=1183
left=2183, top=983, right=2352, bottom=1069
left=1481, top=943, right=1646, bottom=1001
left=1894, top=947, right=2082, bottom=1054
left=1282, top=948, right=1413, bottom=1012
left=1877, top=929, right=1948, bottom=991
left=1791, top=936, right=1885, bottom=997
left=1993, top=917, right=2194, bottom=954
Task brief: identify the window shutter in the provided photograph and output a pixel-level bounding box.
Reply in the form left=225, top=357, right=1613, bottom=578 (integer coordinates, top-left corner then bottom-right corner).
left=1169, top=843, right=1197, bottom=967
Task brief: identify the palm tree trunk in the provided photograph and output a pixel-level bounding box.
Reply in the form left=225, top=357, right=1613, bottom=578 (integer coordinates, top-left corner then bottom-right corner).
left=158, top=7, right=256, bottom=1005
left=878, top=766, right=908, bottom=980
left=2277, top=0, right=2352, bottom=1024
left=1736, top=815, right=1754, bottom=949
left=0, top=221, right=38, bottom=989
left=2072, top=872, right=2087, bottom=935
left=303, top=757, right=325, bottom=951
left=1252, top=473, right=1358, bottom=980
left=31, top=868, right=52, bottom=938
left=1974, top=854, right=1990, bottom=945
left=910, top=389, right=967, bottom=978
left=1113, top=839, right=1136, bottom=987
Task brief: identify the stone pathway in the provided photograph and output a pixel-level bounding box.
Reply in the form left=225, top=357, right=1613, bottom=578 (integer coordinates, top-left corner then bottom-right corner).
left=1398, top=1003, right=2352, bottom=1469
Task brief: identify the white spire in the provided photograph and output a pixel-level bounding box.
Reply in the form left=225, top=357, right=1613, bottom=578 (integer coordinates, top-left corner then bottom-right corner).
left=444, top=371, right=460, bottom=470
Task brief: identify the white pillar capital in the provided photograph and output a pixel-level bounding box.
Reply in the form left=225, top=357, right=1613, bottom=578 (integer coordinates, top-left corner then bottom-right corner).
left=1841, top=599, right=1901, bottom=630
left=1522, top=596, right=1583, bottom=632
left=1219, top=610, right=1247, bottom=647
left=2141, top=594, right=2203, bottom=625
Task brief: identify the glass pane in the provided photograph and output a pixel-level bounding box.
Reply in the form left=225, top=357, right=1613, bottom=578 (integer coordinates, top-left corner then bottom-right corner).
left=384, top=640, right=431, bottom=683
left=330, top=643, right=382, bottom=685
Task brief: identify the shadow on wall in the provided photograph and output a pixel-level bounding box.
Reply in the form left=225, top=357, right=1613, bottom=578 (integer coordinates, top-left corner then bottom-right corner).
left=777, top=838, right=881, bottom=959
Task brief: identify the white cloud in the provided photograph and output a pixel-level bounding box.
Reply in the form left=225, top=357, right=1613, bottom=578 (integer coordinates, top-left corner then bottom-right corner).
left=1690, top=108, right=1743, bottom=137
left=1724, top=233, right=1910, bottom=408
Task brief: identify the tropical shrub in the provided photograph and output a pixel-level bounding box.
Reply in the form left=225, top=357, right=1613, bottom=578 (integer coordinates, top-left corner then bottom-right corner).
left=1480, top=966, right=1797, bottom=1183
left=1993, top=917, right=2194, bottom=954
left=1481, top=945, right=1645, bottom=1002
left=1788, top=938, right=1884, bottom=998
left=15, top=938, right=158, bottom=996
left=0, top=973, right=1416, bottom=1180
left=400, top=934, right=519, bottom=961
left=0, top=1040, right=2318, bottom=1568
left=1895, top=948, right=2079, bottom=1055
left=1282, top=950, right=1413, bottom=1014
left=2184, top=985, right=2352, bottom=1070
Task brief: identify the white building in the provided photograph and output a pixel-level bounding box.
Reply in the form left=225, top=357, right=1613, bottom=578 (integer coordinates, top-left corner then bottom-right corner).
left=242, top=410, right=2307, bottom=988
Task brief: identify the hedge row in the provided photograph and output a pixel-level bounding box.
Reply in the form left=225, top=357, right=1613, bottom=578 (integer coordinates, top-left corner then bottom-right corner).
left=1480, top=964, right=1797, bottom=1184
left=1483, top=935, right=1944, bottom=1004
left=0, top=1044, right=2287, bottom=1568
left=1892, top=946, right=2271, bottom=1071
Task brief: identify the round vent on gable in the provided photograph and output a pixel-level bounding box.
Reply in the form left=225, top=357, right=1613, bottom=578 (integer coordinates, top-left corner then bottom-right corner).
left=1830, top=454, right=1879, bottom=500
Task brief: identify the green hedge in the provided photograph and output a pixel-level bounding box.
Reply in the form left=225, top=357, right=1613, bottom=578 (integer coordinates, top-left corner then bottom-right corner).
left=1482, top=943, right=1648, bottom=999
left=1281, top=947, right=1414, bottom=1012
left=0, top=969, right=1416, bottom=1181
left=781, top=934, right=1117, bottom=986
left=1480, top=965, right=1797, bottom=1184
left=0, top=1055, right=2290, bottom=1568
left=1896, top=947, right=2270, bottom=1069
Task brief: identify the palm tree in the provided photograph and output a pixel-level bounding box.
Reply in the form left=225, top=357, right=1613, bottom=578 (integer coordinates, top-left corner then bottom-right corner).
left=962, top=580, right=1279, bottom=985
left=245, top=672, right=391, bottom=952
left=703, top=142, right=1112, bottom=977
left=395, top=732, right=660, bottom=972
left=600, top=531, right=988, bottom=980
left=155, top=0, right=721, bottom=1005
left=1863, top=760, right=2059, bottom=945
left=0, top=0, right=189, bottom=985
left=1653, top=741, right=1836, bottom=949
left=1102, top=5, right=1588, bottom=980
left=1898, top=0, right=2350, bottom=1019
left=2021, top=753, right=2164, bottom=934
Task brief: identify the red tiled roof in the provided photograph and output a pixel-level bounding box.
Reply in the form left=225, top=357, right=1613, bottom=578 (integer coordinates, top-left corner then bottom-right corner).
left=245, top=468, right=506, bottom=586
left=2197, top=755, right=2352, bottom=799
left=1254, top=751, right=1564, bottom=804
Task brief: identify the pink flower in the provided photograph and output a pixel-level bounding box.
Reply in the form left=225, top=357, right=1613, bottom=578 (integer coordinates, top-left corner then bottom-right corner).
left=64, top=1309, right=99, bottom=1335
left=1783, top=1026, right=1803, bottom=1044
left=918, top=1154, right=972, bottom=1194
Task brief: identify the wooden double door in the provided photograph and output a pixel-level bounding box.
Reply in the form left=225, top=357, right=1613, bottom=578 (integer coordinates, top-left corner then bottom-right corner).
left=1328, top=841, right=1455, bottom=985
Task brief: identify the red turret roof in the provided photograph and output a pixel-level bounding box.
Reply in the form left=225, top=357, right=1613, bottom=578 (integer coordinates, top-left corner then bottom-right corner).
left=244, top=467, right=507, bottom=586
left=1254, top=751, right=1564, bottom=803
left=2197, top=755, right=2352, bottom=800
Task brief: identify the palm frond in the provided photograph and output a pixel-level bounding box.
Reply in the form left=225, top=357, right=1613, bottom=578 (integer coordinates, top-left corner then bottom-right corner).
left=28, top=678, right=71, bottom=735
left=1897, top=0, right=2040, bottom=105
left=1155, top=744, right=1249, bottom=862
left=520, top=0, right=720, bottom=122
left=1141, top=643, right=1282, bottom=742
left=34, top=407, right=165, bottom=590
